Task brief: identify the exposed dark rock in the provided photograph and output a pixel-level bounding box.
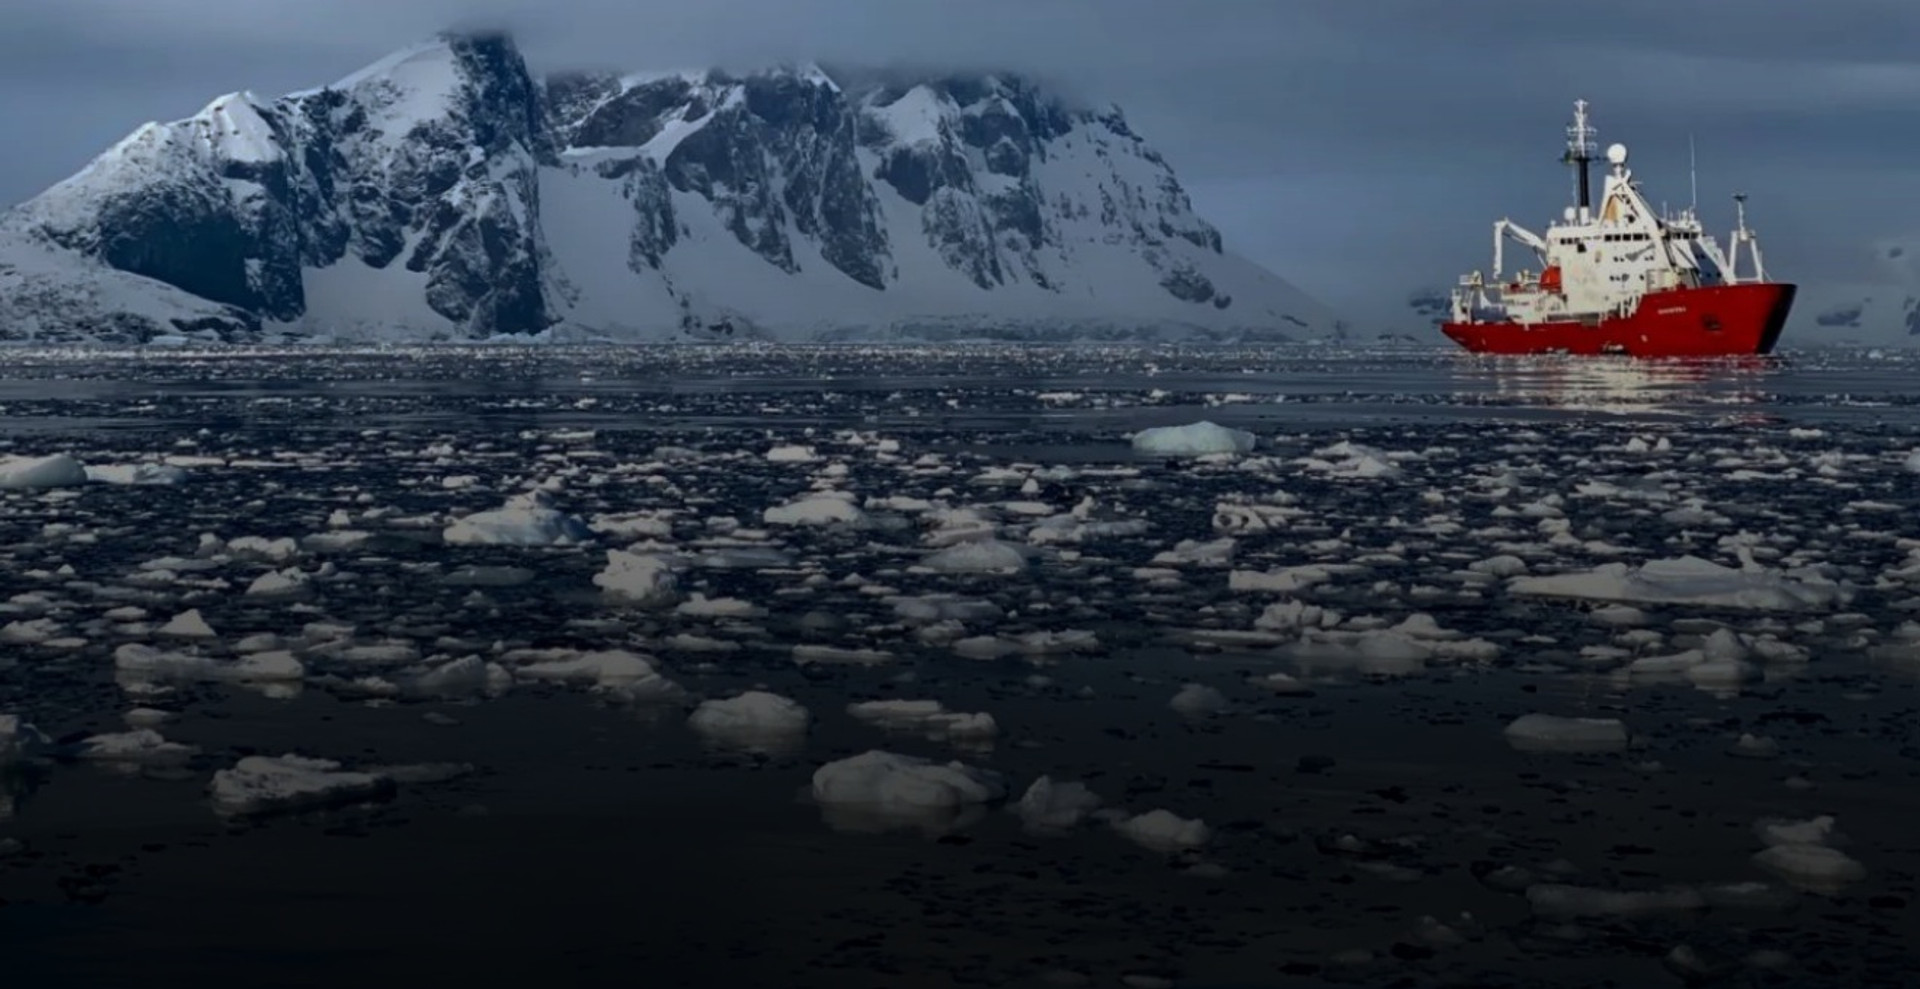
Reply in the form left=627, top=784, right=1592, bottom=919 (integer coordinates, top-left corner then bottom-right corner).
left=0, top=32, right=1311, bottom=341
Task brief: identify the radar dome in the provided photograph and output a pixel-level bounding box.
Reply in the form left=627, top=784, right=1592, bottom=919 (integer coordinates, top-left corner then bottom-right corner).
left=1563, top=206, right=1577, bottom=221
left=1606, top=143, right=1628, bottom=165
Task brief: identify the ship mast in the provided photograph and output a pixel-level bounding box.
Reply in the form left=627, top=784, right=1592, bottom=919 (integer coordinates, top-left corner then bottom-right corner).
left=1562, top=100, right=1597, bottom=222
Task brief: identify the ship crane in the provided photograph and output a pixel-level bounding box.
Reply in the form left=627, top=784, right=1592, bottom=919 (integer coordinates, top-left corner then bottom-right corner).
left=1492, top=218, right=1548, bottom=279
left=1726, top=193, right=1768, bottom=283
left=1440, top=100, right=1796, bottom=357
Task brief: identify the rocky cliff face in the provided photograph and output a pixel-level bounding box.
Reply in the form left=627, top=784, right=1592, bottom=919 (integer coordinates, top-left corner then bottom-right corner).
left=0, top=31, right=1337, bottom=344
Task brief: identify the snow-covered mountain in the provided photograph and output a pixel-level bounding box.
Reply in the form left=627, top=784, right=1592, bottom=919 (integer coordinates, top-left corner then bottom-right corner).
left=0, top=32, right=1337, bottom=345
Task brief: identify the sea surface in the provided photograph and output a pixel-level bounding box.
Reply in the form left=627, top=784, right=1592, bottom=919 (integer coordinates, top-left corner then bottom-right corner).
left=1, top=344, right=1918, bottom=988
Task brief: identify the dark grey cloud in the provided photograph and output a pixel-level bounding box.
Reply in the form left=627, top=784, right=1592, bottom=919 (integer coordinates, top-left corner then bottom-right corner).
left=2, top=0, right=1913, bottom=329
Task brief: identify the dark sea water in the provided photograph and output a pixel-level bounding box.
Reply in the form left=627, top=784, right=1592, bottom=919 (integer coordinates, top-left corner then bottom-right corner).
left=1, top=344, right=1918, bottom=988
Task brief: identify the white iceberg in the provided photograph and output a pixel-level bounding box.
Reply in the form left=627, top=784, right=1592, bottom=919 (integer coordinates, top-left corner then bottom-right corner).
left=1131, top=421, right=1255, bottom=457
left=1510, top=556, right=1847, bottom=612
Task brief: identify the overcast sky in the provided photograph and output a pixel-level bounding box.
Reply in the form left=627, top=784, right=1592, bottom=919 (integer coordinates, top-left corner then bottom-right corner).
left=2, top=0, right=1913, bottom=331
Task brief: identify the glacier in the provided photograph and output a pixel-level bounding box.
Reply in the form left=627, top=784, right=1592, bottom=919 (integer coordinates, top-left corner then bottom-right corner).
left=0, top=32, right=1338, bottom=345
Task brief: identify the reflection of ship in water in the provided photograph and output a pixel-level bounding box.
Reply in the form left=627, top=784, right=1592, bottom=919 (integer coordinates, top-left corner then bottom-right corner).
left=1469, top=354, right=1780, bottom=416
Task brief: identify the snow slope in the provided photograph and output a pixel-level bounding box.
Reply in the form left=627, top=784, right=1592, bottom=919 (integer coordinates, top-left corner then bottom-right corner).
left=0, top=32, right=1338, bottom=344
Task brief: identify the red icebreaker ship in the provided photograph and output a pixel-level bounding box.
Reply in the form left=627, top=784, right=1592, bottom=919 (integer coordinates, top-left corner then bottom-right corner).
left=1442, top=100, right=1795, bottom=357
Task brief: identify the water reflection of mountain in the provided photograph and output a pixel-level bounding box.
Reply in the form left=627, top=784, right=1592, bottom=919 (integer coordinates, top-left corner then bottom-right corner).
left=1463, top=355, right=1780, bottom=416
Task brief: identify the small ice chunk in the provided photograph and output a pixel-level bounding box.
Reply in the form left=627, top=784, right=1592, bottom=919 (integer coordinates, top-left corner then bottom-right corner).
left=245, top=568, right=312, bottom=598
left=157, top=609, right=217, bottom=640
left=952, top=635, right=1019, bottom=660
left=687, top=691, right=810, bottom=753
left=1503, top=714, right=1630, bottom=753
left=1115, top=809, right=1210, bottom=853
left=1282, top=629, right=1432, bottom=676
left=811, top=750, right=1005, bottom=833
left=1728, top=733, right=1780, bottom=759
left=0, top=714, right=51, bottom=763
left=517, top=650, right=676, bottom=693
left=922, top=540, right=1027, bottom=574
left=793, top=644, right=894, bottom=666
left=765, top=444, right=819, bottom=463
left=1152, top=538, right=1234, bottom=567
left=209, top=754, right=393, bottom=816
left=1468, top=555, right=1529, bottom=577
left=675, top=594, right=766, bottom=619
left=763, top=491, right=867, bottom=527
left=75, top=729, right=197, bottom=763
left=1525, top=883, right=1706, bottom=917
left=1511, top=556, right=1847, bottom=612
left=85, top=463, right=189, bottom=485
left=848, top=699, right=998, bottom=742
left=1230, top=566, right=1333, bottom=594
left=1130, top=421, right=1255, bottom=457
left=1170, top=683, right=1229, bottom=717
left=1752, top=844, right=1867, bottom=892
left=225, top=536, right=300, bottom=563
left=594, top=550, right=679, bottom=606
left=406, top=655, right=494, bottom=697
left=1015, top=776, right=1103, bottom=832
left=1754, top=815, right=1840, bottom=848
left=1298, top=441, right=1403, bottom=479
left=443, top=492, right=592, bottom=546
left=1249, top=671, right=1313, bottom=695
left=0, top=454, right=88, bottom=489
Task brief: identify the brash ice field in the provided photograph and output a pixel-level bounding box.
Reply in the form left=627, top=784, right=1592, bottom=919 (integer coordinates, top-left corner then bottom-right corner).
left=1, top=345, right=1919, bottom=987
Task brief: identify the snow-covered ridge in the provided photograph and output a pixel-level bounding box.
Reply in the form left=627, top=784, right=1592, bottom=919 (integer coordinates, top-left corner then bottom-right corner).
left=0, top=31, right=1337, bottom=345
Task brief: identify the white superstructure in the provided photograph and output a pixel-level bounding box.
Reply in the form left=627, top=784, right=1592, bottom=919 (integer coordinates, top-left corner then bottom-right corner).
left=1450, top=100, right=1770, bottom=326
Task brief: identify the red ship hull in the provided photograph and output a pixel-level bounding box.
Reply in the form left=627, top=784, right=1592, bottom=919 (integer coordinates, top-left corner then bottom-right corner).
left=1441, top=283, right=1796, bottom=357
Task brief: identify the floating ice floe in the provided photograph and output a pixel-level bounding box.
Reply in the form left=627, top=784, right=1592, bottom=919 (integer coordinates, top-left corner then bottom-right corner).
left=675, top=594, right=766, bottom=619
left=245, top=568, right=313, bottom=599
left=1211, top=499, right=1302, bottom=534
left=1510, top=556, right=1849, bottom=612
left=405, top=655, right=511, bottom=698
left=921, top=539, right=1027, bottom=574
left=811, top=750, right=1006, bottom=834
left=1296, top=441, right=1404, bottom=479
left=1753, top=843, right=1867, bottom=893
left=156, top=609, right=218, bottom=639
left=209, top=754, right=394, bottom=817
left=1750, top=813, right=1866, bottom=893
left=594, top=550, right=679, bottom=606
left=1169, top=683, right=1229, bottom=717
left=1130, top=421, right=1255, bottom=457
left=443, top=492, right=593, bottom=546
left=848, top=700, right=998, bottom=745
left=1015, top=776, right=1104, bottom=832
left=85, top=463, right=189, bottom=485
left=0, top=714, right=51, bottom=764
left=1152, top=537, right=1234, bottom=568
left=0, top=454, right=88, bottom=489
left=793, top=645, right=894, bottom=666
left=513, top=649, right=679, bottom=696
left=113, top=643, right=306, bottom=682
left=764, top=444, right=820, bottom=463
left=1229, top=565, right=1343, bottom=594
left=764, top=490, right=868, bottom=526
left=74, top=729, right=198, bottom=764
left=1503, top=713, right=1631, bottom=753
left=1115, top=809, right=1211, bottom=853
left=687, top=691, right=810, bottom=755
left=1525, top=884, right=1706, bottom=917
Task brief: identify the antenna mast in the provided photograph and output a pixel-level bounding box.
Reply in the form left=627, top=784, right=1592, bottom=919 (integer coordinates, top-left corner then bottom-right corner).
left=1563, top=99, right=1598, bottom=220
left=1688, top=134, right=1698, bottom=215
